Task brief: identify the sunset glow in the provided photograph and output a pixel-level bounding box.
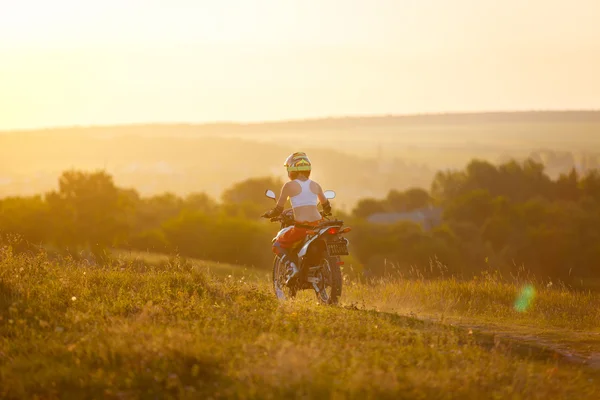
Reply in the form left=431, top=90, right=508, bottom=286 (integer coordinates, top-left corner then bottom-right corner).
left=1, top=0, right=599, bottom=130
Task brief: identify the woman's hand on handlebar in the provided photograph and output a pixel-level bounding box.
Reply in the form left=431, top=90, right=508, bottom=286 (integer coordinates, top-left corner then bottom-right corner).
left=261, top=205, right=283, bottom=219
left=262, top=212, right=281, bottom=220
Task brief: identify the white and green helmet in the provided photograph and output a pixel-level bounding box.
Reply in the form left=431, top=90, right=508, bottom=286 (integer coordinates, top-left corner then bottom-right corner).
left=284, top=152, right=312, bottom=172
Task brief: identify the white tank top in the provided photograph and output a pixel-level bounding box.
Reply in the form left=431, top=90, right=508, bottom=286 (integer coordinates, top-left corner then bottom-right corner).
left=290, top=179, right=318, bottom=208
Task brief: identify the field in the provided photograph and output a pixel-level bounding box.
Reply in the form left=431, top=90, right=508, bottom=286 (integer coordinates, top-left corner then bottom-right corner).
left=2, top=247, right=600, bottom=399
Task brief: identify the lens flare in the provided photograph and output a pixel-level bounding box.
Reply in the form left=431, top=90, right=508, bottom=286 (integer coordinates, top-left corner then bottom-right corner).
left=514, top=285, right=536, bottom=312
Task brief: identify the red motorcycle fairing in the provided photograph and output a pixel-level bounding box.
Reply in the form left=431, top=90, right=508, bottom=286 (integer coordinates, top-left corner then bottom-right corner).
left=272, top=226, right=294, bottom=243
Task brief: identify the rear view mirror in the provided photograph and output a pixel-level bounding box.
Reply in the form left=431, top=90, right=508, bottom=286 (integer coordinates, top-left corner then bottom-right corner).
left=324, top=190, right=336, bottom=200
left=265, top=189, right=276, bottom=200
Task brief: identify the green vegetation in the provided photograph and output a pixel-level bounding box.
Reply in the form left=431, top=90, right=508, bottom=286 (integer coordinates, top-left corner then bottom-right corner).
left=2, top=248, right=600, bottom=399
left=0, top=171, right=280, bottom=268
left=350, top=158, right=600, bottom=287
left=4, top=153, right=600, bottom=286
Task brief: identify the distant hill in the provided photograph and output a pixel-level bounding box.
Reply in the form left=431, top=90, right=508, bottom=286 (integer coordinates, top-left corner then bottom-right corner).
left=3, top=110, right=600, bottom=136
left=1, top=110, right=599, bottom=207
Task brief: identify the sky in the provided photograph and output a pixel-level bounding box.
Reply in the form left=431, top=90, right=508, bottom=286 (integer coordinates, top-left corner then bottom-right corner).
left=1, top=0, right=599, bottom=130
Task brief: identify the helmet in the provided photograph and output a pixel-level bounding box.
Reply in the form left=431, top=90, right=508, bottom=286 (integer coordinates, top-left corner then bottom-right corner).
left=284, top=152, right=312, bottom=173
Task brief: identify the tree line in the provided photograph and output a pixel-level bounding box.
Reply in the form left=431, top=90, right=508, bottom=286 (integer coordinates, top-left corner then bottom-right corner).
left=350, top=159, right=600, bottom=286
left=0, top=171, right=283, bottom=267
left=2, top=158, right=600, bottom=286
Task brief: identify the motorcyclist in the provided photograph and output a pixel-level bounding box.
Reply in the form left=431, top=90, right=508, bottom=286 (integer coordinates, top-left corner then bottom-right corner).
left=262, top=152, right=332, bottom=284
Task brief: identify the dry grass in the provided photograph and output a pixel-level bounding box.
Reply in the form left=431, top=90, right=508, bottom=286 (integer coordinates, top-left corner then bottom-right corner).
left=344, top=274, right=600, bottom=330
left=342, top=262, right=600, bottom=363
left=1, top=247, right=600, bottom=399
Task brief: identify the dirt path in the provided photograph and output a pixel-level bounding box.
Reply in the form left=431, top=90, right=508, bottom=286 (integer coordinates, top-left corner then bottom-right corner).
left=353, top=302, right=600, bottom=371
left=416, top=313, right=600, bottom=370
left=461, top=323, right=600, bottom=369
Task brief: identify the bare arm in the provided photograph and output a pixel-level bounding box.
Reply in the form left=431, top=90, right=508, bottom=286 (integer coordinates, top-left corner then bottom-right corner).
left=276, top=182, right=291, bottom=208
left=312, top=181, right=332, bottom=214
left=314, top=182, right=328, bottom=205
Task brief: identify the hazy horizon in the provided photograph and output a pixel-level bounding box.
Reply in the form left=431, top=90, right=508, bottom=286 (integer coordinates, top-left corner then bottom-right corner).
left=2, top=0, right=600, bottom=130
left=3, top=108, right=600, bottom=133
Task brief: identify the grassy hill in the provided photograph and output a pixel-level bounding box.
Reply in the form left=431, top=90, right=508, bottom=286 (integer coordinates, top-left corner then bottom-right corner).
left=2, top=247, right=600, bottom=399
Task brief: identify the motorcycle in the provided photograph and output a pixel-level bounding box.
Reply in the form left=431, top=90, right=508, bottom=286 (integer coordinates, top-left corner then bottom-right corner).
left=263, top=189, right=351, bottom=304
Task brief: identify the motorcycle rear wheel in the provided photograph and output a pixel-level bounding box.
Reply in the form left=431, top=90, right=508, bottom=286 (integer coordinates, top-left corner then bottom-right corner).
left=314, top=256, right=342, bottom=305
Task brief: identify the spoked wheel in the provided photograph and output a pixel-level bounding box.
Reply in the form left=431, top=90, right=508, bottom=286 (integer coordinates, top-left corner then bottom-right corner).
left=313, top=256, right=342, bottom=305
left=272, top=256, right=297, bottom=301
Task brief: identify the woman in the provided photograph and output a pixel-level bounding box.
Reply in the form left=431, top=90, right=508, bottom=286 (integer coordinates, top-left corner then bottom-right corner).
left=262, top=152, right=332, bottom=284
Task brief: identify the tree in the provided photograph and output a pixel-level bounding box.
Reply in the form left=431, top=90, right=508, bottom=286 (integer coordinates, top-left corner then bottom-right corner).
left=184, top=193, right=218, bottom=214
left=386, top=190, right=407, bottom=212
left=352, top=198, right=387, bottom=219
left=222, top=176, right=283, bottom=205
left=555, top=168, right=580, bottom=201
left=134, top=193, right=184, bottom=232
left=221, top=176, right=284, bottom=218
left=430, top=170, right=466, bottom=204
left=160, top=210, right=272, bottom=267
left=45, top=170, right=131, bottom=254
left=465, top=159, right=499, bottom=195
left=386, top=188, right=432, bottom=212
left=443, top=189, right=494, bottom=227
left=0, top=195, right=50, bottom=250
left=403, top=188, right=432, bottom=210
left=579, top=170, right=600, bottom=200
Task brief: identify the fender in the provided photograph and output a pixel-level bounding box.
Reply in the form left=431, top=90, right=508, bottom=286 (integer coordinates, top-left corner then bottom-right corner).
left=298, top=225, right=345, bottom=258
left=297, top=234, right=321, bottom=258
left=297, top=225, right=339, bottom=257
left=272, top=226, right=293, bottom=243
